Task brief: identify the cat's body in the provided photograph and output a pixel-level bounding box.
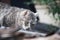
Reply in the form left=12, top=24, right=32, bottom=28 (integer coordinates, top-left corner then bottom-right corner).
left=0, top=2, right=37, bottom=40
left=0, top=2, right=37, bottom=30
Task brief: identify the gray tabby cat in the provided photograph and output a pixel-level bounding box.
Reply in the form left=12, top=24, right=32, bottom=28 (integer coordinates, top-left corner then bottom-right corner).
left=0, top=2, right=37, bottom=39
left=0, top=2, right=37, bottom=30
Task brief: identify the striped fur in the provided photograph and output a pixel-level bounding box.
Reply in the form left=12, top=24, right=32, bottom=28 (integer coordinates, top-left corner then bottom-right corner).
left=0, top=2, right=37, bottom=30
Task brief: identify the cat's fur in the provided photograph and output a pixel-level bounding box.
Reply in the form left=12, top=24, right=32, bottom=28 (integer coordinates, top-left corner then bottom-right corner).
left=0, top=2, right=37, bottom=40
left=0, top=2, right=37, bottom=30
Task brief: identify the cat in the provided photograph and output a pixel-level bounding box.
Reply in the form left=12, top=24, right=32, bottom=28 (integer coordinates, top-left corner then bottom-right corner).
left=0, top=2, right=37, bottom=30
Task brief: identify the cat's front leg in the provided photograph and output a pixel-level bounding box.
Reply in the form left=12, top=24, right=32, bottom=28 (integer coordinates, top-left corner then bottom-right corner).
left=22, top=21, right=26, bottom=30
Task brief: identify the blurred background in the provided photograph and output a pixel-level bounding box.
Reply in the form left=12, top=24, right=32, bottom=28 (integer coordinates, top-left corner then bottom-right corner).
left=0, top=0, right=60, bottom=33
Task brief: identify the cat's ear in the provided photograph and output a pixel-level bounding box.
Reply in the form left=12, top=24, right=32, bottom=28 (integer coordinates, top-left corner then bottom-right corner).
left=23, top=10, right=27, bottom=16
left=21, top=10, right=28, bottom=16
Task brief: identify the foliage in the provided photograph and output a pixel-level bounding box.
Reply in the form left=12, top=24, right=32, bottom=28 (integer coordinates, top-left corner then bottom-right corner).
left=34, top=0, right=60, bottom=20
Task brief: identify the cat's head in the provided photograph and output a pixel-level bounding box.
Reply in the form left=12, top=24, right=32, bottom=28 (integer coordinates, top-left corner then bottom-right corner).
left=21, top=10, right=37, bottom=24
